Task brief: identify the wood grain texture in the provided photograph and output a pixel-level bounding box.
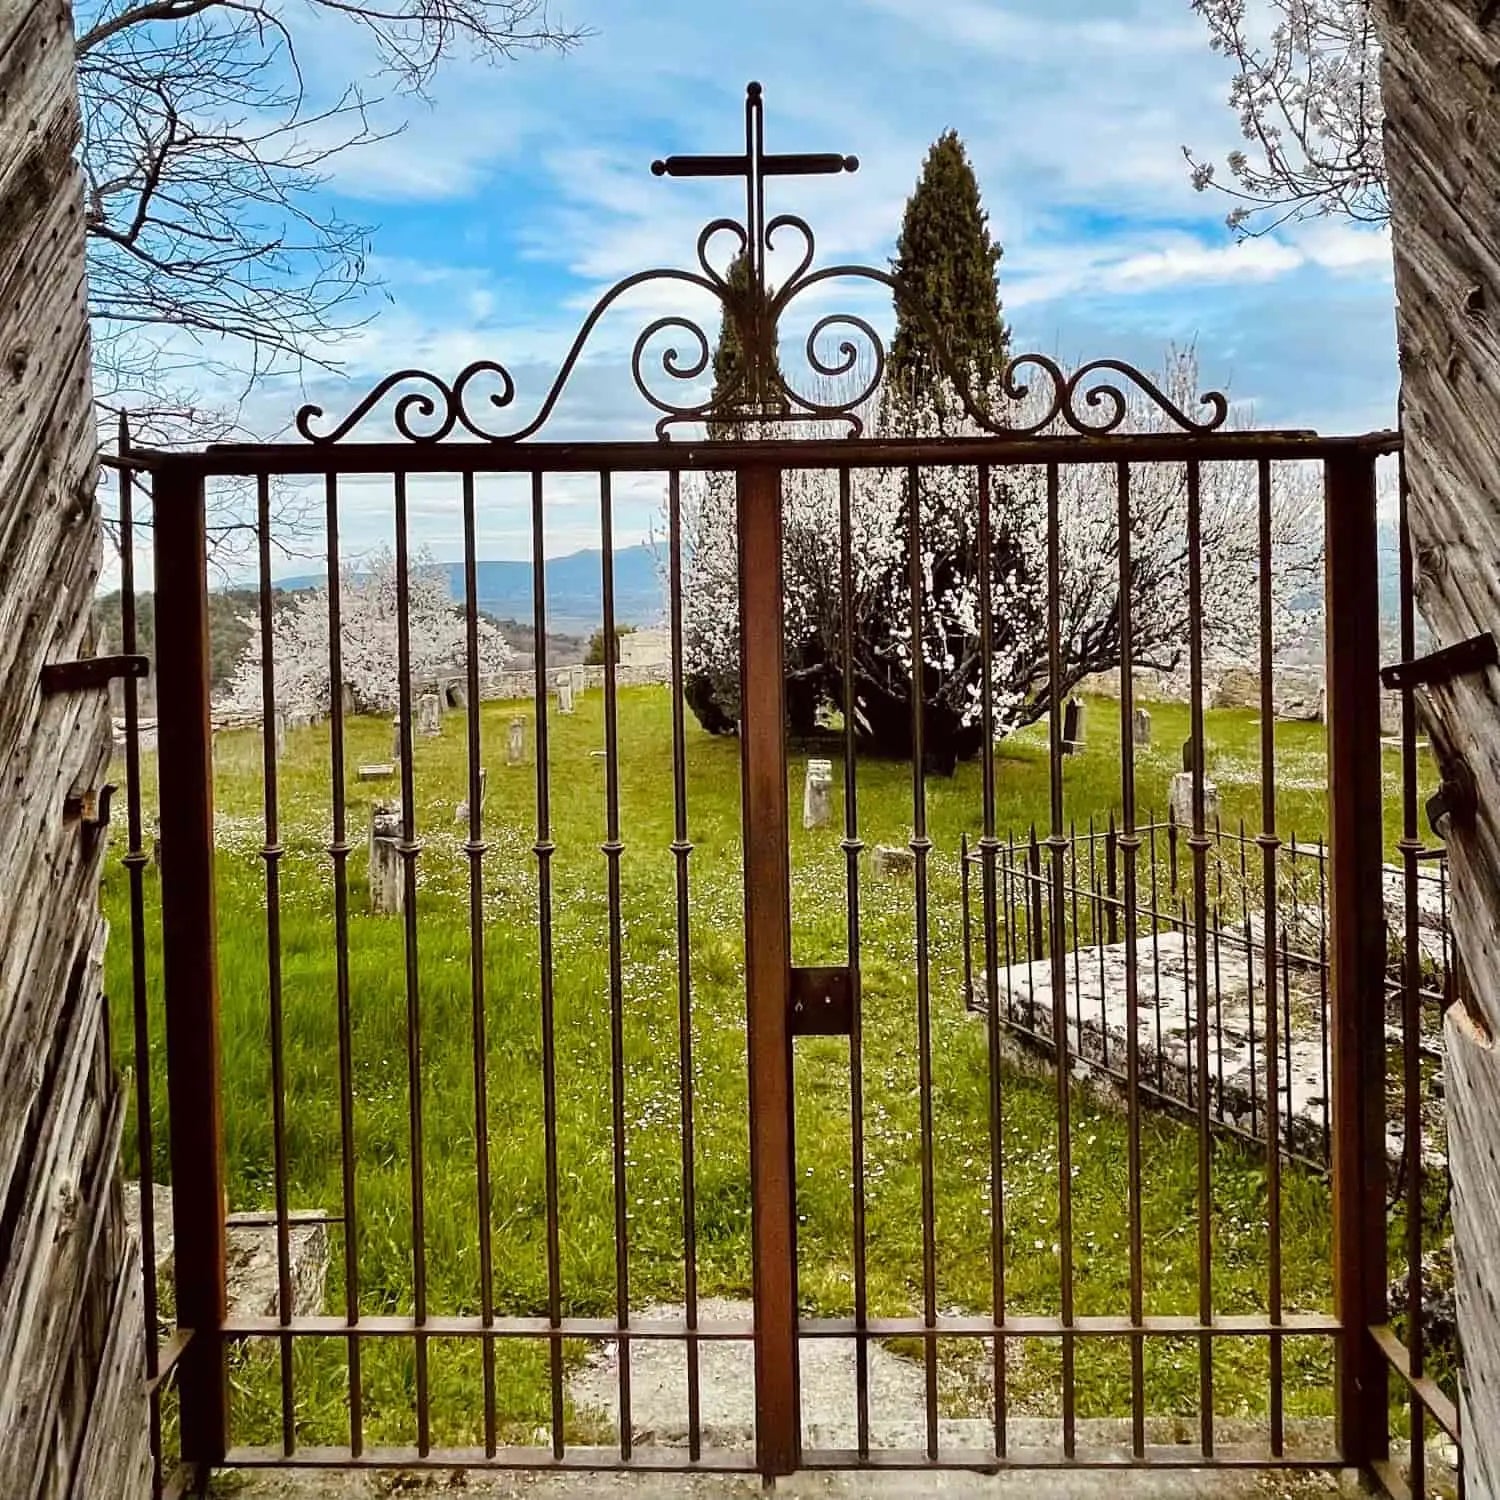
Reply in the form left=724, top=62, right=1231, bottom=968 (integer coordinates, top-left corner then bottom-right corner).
left=0, top=0, right=149, bottom=1493
left=1376, top=1, right=1500, bottom=1491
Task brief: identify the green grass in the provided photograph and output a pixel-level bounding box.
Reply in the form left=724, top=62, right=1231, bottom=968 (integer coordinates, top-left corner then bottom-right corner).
left=104, top=687, right=1426, bottom=1450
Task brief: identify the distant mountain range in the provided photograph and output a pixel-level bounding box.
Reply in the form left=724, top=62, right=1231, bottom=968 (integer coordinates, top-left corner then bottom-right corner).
left=278, top=543, right=665, bottom=634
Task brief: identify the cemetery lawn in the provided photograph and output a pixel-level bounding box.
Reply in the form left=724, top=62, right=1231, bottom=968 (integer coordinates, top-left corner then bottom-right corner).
left=106, top=687, right=1418, bottom=1450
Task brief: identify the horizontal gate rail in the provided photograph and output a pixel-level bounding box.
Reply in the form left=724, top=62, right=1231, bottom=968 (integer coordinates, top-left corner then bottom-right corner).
left=126, top=428, right=1401, bottom=478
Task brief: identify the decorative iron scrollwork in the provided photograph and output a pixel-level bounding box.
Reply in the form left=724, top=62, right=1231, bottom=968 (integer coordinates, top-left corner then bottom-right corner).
left=295, top=83, right=1228, bottom=445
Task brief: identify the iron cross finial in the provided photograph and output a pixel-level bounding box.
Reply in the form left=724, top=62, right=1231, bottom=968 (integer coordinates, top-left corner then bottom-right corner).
left=651, top=82, right=858, bottom=292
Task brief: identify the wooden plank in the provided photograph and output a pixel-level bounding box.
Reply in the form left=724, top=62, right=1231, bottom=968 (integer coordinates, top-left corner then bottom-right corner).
left=1375, top=1, right=1500, bottom=1490
left=0, top=0, right=147, bottom=1493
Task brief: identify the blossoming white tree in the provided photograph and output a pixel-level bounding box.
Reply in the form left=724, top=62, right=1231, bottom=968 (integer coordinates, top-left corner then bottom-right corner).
left=1185, top=0, right=1387, bottom=232
left=222, top=548, right=511, bottom=719
left=678, top=349, right=1323, bottom=766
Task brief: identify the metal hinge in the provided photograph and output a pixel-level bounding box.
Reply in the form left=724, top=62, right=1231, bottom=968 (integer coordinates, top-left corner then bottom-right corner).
left=1380, top=631, right=1497, bottom=692
left=40, top=654, right=150, bottom=694
left=789, top=966, right=853, bottom=1037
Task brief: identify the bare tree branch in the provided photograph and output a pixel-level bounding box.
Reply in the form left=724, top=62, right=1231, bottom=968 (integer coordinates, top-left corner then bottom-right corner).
left=76, top=0, right=588, bottom=454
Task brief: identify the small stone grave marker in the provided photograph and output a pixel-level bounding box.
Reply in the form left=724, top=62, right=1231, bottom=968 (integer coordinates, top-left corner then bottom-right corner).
left=417, top=692, right=443, bottom=737
left=558, top=677, right=575, bottom=715
left=508, top=716, right=526, bottom=765
left=1133, top=706, right=1152, bottom=747
left=1169, top=770, right=1219, bottom=830
left=803, top=759, right=833, bottom=829
left=368, top=801, right=404, bottom=914
left=871, top=844, right=916, bottom=878
left=456, top=766, right=488, bottom=825
left=357, top=763, right=395, bottom=782
left=1062, top=696, right=1085, bottom=754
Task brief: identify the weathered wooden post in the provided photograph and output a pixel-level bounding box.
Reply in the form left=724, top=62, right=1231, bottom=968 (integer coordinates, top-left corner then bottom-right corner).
left=1323, top=449, right=1389, bottom=1468
left=152, top=458, right=229, bottom=1465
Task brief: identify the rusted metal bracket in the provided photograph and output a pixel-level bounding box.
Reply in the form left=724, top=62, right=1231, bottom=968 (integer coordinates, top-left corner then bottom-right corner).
left=789, top=966, right=853, bottom=1037
left=41, top=653, right=149, bottom=694
left=1380, top=631, right=1497, bottom=691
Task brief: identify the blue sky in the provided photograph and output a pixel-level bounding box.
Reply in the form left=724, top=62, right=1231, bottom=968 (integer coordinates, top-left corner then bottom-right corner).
left=225, top=0, right=1399, bottom=567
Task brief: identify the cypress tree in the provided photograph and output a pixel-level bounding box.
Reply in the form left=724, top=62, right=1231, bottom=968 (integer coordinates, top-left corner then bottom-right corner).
left=887, top=131, right=1009, bottom=407
left=708, top=251, right=783, bottom=433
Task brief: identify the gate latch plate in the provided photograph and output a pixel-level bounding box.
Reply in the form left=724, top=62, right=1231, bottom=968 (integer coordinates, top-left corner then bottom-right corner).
left=1381, top=631, right=1497, bottom=692
left=790, top=966, right=853, bottom=1037
left=41, top=654, right=150, bottom=694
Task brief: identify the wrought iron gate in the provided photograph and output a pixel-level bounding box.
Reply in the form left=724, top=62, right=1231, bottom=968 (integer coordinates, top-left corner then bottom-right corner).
left=109, top=83, right=1458, bottom=1496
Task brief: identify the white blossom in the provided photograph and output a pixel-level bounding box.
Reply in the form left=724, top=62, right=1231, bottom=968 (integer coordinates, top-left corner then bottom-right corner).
left=676, top=349, right=1322, bottom=756
left=222, top=547, right=512, bottom=719
left=1185, top=0, right=1387, bottom=231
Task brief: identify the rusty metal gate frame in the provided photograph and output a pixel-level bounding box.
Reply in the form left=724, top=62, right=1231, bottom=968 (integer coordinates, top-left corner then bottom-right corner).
left=105, top=81, right=1455, bottom=1496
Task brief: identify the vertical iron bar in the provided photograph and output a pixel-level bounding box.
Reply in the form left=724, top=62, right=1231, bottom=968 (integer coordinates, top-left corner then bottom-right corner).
left=667, top=471, right=702, bottom=1460
left=1106, top=815, right=1119, bottom=946
left=1152, top=821, right=1165, bottom=1093
left=1185, top=459, right=1214, bottom=1455
left=961, top=833, right=974, bottom=1010
left=1254, top=460, right=1284, bottom=1451
left=1116, top=461, right=1147, bottom=1458
left=1397, top=449, right=1427, bottom=1499
left=737, top=462, right=800, bottom=1479
left=1318, top=846, right=1332, bottom=1162
left=837, top=465, right=870, bottom=1461
left=906, top=464, right=940, bottom=1462
left=600, top=472, right=633, bottom=1457
left=324, top=473, right=362, bottom=1454
left=1323, top=451, right=1389, bottom=1467
left=1240, top=823, right=1259, bottom=1143
left=460, top=472, right=497, bottom=1456
left=530, top=472, right=566, bottom=1456
left=152, top=458, right=228, bottom=1466
left=255, top=472, right=295, bottom=1455
left=977, top=463, right=1007, bottom=1458
left=1045, top=462, right=1076, bottom=1458
left=392, top=472, right=430, bottom=1454
left=117, top=419, right=164, bottom=1499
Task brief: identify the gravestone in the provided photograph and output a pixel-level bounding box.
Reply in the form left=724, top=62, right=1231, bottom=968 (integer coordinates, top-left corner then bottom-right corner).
left=456, top=767, right=488, bottom=825
left=274, top=711, right=286, bottom=761
left=803, top=758, right=833, bottom=829
left=1062, top=697, right=1085, bottom=753
left=418, top=692, right=443, bottom=737
left=1132, top=706, right=1152, bottom=747
left=558, top=677, right=575, bottom=715
left=447, top=680, right=468, bottom=711
left=391, top=716, right=404, bottom=763
left=368, top=801, right=404, bottom=914
left=871, top=844, right=916, bottom=878
left=357, top=764, right=395, bottom=782
left=508, top=717, right=526, bottom=766
left=1211, top=666, right=1260, bottom=710
left=1169, top=770, right=1219, bottom=831
left=342, top=681, right=357, bottom=718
